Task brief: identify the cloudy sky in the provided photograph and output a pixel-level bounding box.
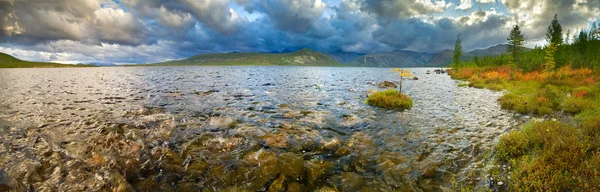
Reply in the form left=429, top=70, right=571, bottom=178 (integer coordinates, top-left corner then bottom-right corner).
left=0, top=0, right=598, bottom=64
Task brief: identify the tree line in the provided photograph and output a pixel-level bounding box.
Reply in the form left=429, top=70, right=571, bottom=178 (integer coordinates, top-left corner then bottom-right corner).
left=452, top=14, right=600, bottom=71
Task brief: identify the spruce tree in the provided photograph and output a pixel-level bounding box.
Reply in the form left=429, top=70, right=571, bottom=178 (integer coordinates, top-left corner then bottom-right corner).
left=452, top=33, right=463, bottom=66
left=544, top=42, right=557, bottom=72
left=507, top=25, right=525, bottom=66
left=546, top=14, right=563, bottom=46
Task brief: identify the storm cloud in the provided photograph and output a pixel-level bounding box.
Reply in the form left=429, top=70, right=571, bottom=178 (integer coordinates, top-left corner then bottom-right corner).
left=0, top=0, right=598, bottom=64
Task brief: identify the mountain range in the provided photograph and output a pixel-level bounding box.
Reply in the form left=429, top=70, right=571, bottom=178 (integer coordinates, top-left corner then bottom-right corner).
left=152, top=48, right=341, bottom=66
left=0, top=44, right=518, bottom=68
left=150, top=44, right=515, bottom=67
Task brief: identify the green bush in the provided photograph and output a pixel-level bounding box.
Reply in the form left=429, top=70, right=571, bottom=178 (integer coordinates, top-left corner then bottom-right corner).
left=495, top=130, right=529, bottom=161
left=563, top=96, right=594, bottom=114
left=498, top=93, right=530, bottom=114
left=366, top=89, right=413, bottom=111
left=494, top=121, right=599, bottom=190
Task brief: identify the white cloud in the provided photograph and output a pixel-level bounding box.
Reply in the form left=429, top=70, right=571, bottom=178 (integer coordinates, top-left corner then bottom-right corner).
left=456, top=0, right=473, bottom=10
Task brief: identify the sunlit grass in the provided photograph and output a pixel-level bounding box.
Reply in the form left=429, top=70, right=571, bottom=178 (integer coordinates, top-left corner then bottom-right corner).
left=366, top=89, right=413, bottom=111
left=450, top=65, right=600, bottom=190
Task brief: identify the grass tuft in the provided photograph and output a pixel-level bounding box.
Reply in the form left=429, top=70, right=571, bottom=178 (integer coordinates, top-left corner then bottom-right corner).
left=366, top=89, right=413, bottom=111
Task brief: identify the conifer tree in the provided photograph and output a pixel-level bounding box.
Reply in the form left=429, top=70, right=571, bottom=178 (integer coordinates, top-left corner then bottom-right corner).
left=546, top=14, right=563, bottom=46
left=452, top=33, right=463, bottom=66
left=507, top=25, right=525, bottom=66
left=544, top=42, right=557, bottom=72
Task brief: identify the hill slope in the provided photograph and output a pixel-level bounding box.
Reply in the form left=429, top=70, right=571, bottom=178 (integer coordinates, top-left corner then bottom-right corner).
left=152, top=49, right=341, bottom=66
left=424, top=44, right=529, bottom=67
left=0, top=52, right=91, bottom=68
left=324, top=51, right=365, bottom=63
left=349, top=51, right=434, bottom=67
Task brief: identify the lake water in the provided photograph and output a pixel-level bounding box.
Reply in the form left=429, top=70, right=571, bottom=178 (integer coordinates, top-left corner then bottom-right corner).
left=0, top=67, right=525, bottom=191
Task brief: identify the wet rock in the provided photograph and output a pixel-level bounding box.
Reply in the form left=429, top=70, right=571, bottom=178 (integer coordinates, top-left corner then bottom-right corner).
left=87, top=153, right=106, bottom=167
left=277, top=152, right=305, bottom=180
left=263, top=133, right=288, bottom=148
left=335, top=146, right=351, bottom=157
left=194, top=90, right=219, bottom=96
left=286, top=182, right=306, bottom=192
left=321, top=139, right=342, bottom=151
left=340, top=172, right=364, bottom=192
left=347, top=132, right=376, bottom=172
left=418, top=178, right=439, bottom=191
left=306, top=160, right=334, bottom=190
left=206, top=164, right=236, bottom=188
left=268, top=175, right=285, bottom=192
left=315, top=186, right=339, bottom=192
left=378, top=81, right=397, bottom=88
left=241, top=149, right=280, bottom=190
left=209, top=117, right=238, bottom=129
left=222, top=186, right=249, bottom=192
left=421, top=164, right=439, bottom=178
left=186, top=160, right=208, bottom=178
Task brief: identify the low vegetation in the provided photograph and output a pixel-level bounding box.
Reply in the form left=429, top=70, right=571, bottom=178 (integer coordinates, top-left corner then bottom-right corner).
left=366, top=89, right=413, bottom=111
left=450, top=15, right=600, bottom=190
left=0, top=52, right=93, bottom=68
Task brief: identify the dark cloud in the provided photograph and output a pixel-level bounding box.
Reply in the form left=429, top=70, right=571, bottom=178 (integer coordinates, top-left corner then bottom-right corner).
left=360, top=0, right=450, bottom=21
left=242, top=0, right=326, bottom=33
left=0, top=0, right=598, bottom=64
left=0, top=0, right=148, bottom=45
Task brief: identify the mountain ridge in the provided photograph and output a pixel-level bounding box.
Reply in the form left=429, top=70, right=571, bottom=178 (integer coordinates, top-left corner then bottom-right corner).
left=0, top=52, right=93, bottom=68
left=150, top=48, right=342, bottom=66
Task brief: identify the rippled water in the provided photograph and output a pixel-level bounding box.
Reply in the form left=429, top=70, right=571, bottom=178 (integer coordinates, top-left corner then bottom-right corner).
left=0, top=67, right=526, bottom=191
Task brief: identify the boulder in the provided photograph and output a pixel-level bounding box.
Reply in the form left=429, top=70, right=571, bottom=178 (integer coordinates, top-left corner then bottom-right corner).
left=378, top=81, right=397, bottom=88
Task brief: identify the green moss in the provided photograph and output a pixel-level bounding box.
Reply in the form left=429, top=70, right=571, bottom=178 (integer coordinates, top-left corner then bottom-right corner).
left=366, top=89, right=413, bottom=111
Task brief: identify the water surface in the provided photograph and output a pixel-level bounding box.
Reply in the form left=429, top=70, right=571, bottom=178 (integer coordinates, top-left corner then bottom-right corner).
left=0, top=67, right=524, bottom=191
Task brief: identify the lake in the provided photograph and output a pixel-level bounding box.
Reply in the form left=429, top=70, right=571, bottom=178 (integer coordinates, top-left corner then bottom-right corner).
left=0, top=67, right=525, bottom=191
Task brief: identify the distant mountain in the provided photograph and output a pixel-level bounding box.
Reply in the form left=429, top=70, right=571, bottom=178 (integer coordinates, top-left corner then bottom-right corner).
left=87, top=62, right=117, bottom=66
left=150, top=48, right=341, bottom=66
left=348, top=50, right=434, bottom=67
left=424, top=44, right=529, bottom=67
left=0, top=52, right=93, bottom=68
left=268, top=48, right=294, bottom=54
left=468, top=44, right=511, bottom=57
left=324, top=51, right=365, bottom=63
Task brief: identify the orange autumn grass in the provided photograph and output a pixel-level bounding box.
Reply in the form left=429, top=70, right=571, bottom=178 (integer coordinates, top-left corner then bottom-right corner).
left=450, top=65, right=600, bottom=190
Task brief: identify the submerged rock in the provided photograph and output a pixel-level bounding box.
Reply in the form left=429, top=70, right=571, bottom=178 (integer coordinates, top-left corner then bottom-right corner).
left=340, top=172, right=364, bottom=192
left=306, top=160, right=334, bottom=190
left=277, top=152, right=305, bottom=180
left=378, top=81, right=397, bottom=88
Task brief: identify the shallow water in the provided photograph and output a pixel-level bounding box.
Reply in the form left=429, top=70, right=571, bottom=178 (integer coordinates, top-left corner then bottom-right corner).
left=0, top=67, right=525, bottom=191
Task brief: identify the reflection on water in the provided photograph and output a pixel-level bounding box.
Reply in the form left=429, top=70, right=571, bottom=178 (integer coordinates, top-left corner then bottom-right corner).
left=0, top=67, right=525, bottom=191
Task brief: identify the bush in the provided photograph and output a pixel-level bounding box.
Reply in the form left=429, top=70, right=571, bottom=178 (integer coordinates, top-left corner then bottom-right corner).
left=495, top=121, right=597, bottom=190
left=563, top=96, right=594, bottom=114
left=495, top=130, right=529, bottom=161
left=498, top=93, right=531, bottom=114
left=366, top=89, right=413, bottom=111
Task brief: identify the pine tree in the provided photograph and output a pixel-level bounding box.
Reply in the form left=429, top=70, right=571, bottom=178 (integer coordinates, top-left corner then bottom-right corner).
left=507, top=25, right=525, bottom=66
left=565, top=29, right=571, bottom=45
left=544, top=42, right=557, bottom=72
left=590, top=22, right=598, bottom=40
left=452, top=33, right=462, bottom=66
left=546, top=14, right=563, bottom=46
